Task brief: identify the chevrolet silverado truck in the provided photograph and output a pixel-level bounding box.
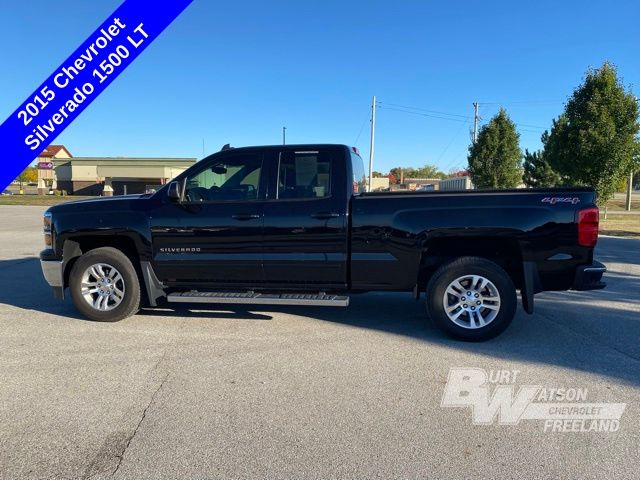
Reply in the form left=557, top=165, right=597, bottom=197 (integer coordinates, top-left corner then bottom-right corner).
left=40, top=144, right=606, bottom=340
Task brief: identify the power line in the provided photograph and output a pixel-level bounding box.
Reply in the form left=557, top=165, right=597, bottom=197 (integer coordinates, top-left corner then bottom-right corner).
left=475, top=103, right=547, bottom=130
left=380, top=104, right=546, bottom=131
left=436, top=115, right=472, bottom=167
left=378, top=101, right=470, bottom=119
left=376, top=99, right=548, bottom=171
left=353, top=112, right=369, bottom=146
left=378, top=105, right=472, bottom=123
left=380, top=99, right=549, bottom=130
left=513, top=122, right=546, bottom=130
left=519, top=128, right=545, bottom=134
left=477, top=100, right=563, bottom=106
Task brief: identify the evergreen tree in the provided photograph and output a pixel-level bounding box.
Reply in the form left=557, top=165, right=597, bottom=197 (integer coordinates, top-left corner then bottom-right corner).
left=467, top=108, right=522, bottom=188
left=523, top=147, right=561, bottom=188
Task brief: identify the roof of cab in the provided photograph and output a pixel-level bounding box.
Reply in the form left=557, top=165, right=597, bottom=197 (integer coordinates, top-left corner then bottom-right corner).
left=218, top=144, right=351, bottom=152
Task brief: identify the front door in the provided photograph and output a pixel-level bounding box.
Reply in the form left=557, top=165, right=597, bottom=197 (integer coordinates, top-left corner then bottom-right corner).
left=150, top=150, right=266, bottom=287
left=261, top=147, right=348, bottom=289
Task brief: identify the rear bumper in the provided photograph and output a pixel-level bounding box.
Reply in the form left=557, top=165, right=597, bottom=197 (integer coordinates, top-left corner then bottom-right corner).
left=572, top=261, right=606, bottom=291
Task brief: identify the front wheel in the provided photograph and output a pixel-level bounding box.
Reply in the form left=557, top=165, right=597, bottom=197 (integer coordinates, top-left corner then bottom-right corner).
left=69, top=247, right=141, bottom=322
left=426, top=257, right=517, bottom=341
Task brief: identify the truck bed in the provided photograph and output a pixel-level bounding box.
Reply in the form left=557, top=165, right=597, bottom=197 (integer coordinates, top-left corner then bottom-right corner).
left=350, top=187, right=597, bottom=292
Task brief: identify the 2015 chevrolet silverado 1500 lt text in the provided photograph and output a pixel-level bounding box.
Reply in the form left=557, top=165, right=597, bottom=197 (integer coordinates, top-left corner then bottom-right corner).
left=39, top=144, right=606, bottom=340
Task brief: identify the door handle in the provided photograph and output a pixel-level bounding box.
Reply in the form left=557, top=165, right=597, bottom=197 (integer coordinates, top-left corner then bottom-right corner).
left=232, top=213, right=260, bottom=220
left=311, top=212, right=340, bottom=219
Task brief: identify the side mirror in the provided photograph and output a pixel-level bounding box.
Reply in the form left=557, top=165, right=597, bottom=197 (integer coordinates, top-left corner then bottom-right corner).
left=167, top=181, right=182, bottom=202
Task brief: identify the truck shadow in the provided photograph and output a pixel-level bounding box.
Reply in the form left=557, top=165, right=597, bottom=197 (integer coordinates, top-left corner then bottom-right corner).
left=0, top=257, right=272, bottom=322
left=0, top=257, right=85, bottom=320
left=1, top=255, right=638, bottom=386
left=141, top=305, right=273, bottom=320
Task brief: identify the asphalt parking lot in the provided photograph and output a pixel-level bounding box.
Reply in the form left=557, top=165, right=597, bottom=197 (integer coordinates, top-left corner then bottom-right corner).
left=0, top=205, right=638, bottom=480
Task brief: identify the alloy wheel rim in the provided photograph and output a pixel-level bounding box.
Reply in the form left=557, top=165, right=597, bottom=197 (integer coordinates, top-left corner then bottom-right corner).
left=80, top=263, right=125, bottom=311
left=442, top=274, right=501, bottom=329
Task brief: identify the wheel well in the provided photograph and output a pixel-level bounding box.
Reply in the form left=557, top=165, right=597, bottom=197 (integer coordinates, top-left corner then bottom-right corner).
left=62, top=236, right=141, bottom=289
left=418, top=237, right=523, bottom=290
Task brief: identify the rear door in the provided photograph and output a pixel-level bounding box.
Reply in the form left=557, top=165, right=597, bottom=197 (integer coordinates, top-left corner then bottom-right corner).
left=261, top=147, right=349, bottom=288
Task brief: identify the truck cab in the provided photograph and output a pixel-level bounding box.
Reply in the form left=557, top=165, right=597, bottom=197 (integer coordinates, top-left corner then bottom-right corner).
left=149, top=144, right=360, bottom=290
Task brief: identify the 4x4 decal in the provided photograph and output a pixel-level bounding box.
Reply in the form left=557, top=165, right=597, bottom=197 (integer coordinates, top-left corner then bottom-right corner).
left=541, top=197, right=581, bottom=205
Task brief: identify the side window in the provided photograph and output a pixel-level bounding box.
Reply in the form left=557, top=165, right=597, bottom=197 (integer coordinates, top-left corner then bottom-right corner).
left=350, top=151, right=367, bottom=194
left=277, top=151, right=331, bottom=199
left=184, top=154, right=262, bottom=202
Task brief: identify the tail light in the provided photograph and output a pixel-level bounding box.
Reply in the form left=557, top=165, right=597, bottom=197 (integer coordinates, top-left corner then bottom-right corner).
left=577, top=207, right=599, bottom=247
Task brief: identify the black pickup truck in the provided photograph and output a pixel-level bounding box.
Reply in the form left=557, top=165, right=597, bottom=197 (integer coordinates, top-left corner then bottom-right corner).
left=40, top=144, right=606, bottom=340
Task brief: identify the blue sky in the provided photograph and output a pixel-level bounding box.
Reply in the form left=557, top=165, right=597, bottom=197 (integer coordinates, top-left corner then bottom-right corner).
left=1, top=0, right=639, bottom=174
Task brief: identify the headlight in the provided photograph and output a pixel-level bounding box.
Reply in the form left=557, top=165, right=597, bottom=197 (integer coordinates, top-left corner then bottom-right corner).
left=43, top=212, right=53, bottom=247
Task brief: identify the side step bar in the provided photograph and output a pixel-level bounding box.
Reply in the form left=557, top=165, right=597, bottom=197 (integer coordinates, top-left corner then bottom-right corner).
left=167, top=291, right=349, bottom=307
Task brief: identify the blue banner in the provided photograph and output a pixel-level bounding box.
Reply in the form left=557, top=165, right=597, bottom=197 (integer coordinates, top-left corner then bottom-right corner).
left=0, top=0, right=193, bottom=190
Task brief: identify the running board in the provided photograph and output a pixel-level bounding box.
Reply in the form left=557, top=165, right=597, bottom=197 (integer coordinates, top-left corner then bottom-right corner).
left=167, top=291, right=349, bottom=307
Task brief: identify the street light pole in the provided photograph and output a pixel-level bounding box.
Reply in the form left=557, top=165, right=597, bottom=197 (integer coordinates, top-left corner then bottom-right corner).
left=282, top=126, right=287, bottom=145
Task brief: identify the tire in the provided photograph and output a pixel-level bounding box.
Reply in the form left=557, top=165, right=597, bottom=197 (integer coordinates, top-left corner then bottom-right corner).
left=426, top=256, right=517, bottom=341
left=69, top=247, right=141, bottom=322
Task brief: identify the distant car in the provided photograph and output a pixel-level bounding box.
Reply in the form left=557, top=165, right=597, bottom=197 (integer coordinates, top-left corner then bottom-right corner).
left=1, top=189, right=13, bottom=195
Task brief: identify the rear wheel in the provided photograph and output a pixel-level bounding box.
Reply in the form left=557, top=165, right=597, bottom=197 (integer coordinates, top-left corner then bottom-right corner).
left=426, top=257, right=517, bottom=341
left=69, top=247, right=140, bottom=322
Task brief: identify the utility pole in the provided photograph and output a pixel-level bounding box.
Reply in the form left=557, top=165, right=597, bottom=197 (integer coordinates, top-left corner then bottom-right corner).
left=282, top=126, right=287, bottom=145
left=472, top=102, right=479, bottom=144
left=368, top=95, right=376, bottom=192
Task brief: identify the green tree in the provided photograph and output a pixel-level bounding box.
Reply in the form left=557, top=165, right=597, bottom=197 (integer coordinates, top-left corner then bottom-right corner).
left=414, top=164, right=446, bottom=179
left=16, top=166, right=38, bottom=190
left=467, top=108, right=522, bottom=188
left=523, top=147, right=561, bottom=188
left=543, top=62, right=640, bottom=203
left=389, top=164, right=446, bottom=183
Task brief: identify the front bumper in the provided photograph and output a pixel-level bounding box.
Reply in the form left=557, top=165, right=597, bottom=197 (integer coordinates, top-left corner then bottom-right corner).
left=40, top=257, right=65, bottom=299
left=572, top=261, right=606, bottom=291
left=41, top=258, right=63, bottom=287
